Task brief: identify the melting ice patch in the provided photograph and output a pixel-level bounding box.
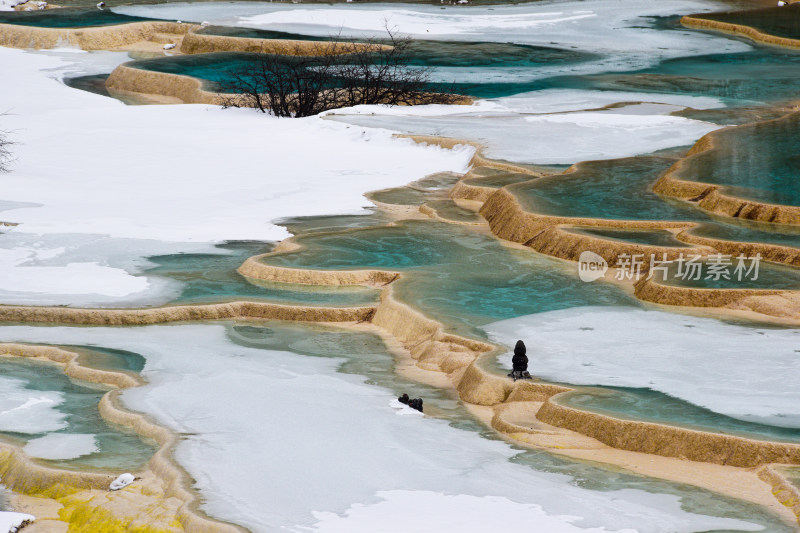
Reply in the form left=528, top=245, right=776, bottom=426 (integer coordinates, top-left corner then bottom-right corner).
left=23, top=433, right=98, bottom=460
left=0, top=324, right=767, bottom=533
left=484, top=307, right=800, bottom=428
left=309, top=490, right=760, bottom=533
left=0, top=375, right=66, bottom=434
left=328, top=108, right=719, bottom=164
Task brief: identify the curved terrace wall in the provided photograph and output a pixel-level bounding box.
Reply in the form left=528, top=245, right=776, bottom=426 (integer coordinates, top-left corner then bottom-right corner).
left=0, top=20, right=194, bottom=50
left=681, top=14, right=800, bottom=49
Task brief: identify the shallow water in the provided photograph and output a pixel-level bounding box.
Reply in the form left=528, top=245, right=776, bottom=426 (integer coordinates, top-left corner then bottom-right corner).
left=560, top=387, right=800, bottom=444
left=144, top=241, right=379, bottom=307
left=661, top=258, right=800, bottom=290
left=511, top=155, right=800, bottom=248
left=0, top=8, right=155, bottom=28
left=549, top=46, right=800, bottom=107
left=566, top=227, right=692, bottom=247
left=0, top=358, right=154, bottom=472
left=264, top=219, right=635, bottom=335
left=676, top=113, right=800, bottom=207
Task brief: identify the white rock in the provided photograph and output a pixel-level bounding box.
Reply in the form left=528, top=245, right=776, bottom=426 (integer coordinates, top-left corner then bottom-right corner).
left=110, top=473, right=135, bottom=491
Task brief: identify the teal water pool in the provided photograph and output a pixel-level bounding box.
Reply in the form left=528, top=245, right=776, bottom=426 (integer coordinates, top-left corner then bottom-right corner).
left=544, top=47, right=800, bottom=106
left=0, top=8, right=156, bottom=28
left=510, top=154, right=800, bottom=249
left=145, top=241, right=380, bottom=308
left=560, top=387, right=800, bottom=444
left=512, top=155, right=697, bottom=221
left=675, top=113, right=800, bottom=208
left=0, top=357, right=154, bottom=472
left=660, top=258, right=800, bottom=290
left=263, top=220, right=635, bottom=334
left=566, top=227, right=691, bottom=248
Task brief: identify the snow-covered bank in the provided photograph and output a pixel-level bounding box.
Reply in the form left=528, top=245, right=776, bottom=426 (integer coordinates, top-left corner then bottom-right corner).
left=484, top=307, right=800, bottom=428
left=326, top=95, right=721, bottom=164
left=0, top=47, right=472, bottom=306
left=0, top=324, right=766, bottom=533
left=0, top=512, right=34, bottom=533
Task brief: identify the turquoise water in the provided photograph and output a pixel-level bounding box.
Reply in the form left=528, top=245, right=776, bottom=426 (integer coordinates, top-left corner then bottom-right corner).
left=145, top=241, right=379, bottom=307
left=463, top=172, right=534, bottom=189
left=545, top=46, right=800, bottom=106
left=690, top=221, right=800, bottom=249
left=692, top=3, right=800, bottom=40
left=424, top=199, right=482, bottom=223
left=0, top=8, right=155, bottom=28
left=560, top=387, right=800, bottom=444
left=512, top=155, right=698, bottom=221
left=264, top=220, right=635, bottom=334
left=125, top=40, right=593, bottom=98
left=661, top=258, right=800, bottom=290
left=198, top=26, right=597, bottom=69
left=62, top=345, right=146, bottom=373
left=567, top=227, right=691, bottom=247
left=0, top=358, right=154, bottom=472
left=511, top=155, right=800, bottom=249
left=676, top=113, right=800, bottom=207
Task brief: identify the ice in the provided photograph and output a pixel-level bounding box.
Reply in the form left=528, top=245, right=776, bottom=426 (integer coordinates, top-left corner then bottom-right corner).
left=113, top=0, right=751, bottom=74
left=0, top=245, right=148, bottom=299
left=327, top=108, right=718, bottom=164
left=23, top=433, right=98, bottom=460
left=309, top=490, right=761, bottom=533
left=483, top=307, right=800, bottom=428
left=0, top=512, right=34, bottom=533
left=0, top=324, right=764, bottom=532
left=0, top=375, right=66, bottom=434
left=326, top=87, right=722, bottom=164
left=0, top=47, right=471, bottom=305
left=0, top=0, right=22, bottom=10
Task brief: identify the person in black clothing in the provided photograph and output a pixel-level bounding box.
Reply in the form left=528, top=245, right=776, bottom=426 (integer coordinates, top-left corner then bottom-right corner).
left=507, top=340, right=532, bottom=381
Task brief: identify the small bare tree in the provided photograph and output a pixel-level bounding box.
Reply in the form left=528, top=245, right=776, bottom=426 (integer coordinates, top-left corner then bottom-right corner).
left=219, top=29, right=464, bottom=117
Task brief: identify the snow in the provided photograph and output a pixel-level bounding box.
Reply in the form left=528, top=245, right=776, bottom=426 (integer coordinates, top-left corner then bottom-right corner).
left=109, top=473, right=135, bottom=491
left=0, top=375, right=66, bottom=434
left=0, top=0, right=22, bottom=11
left=23, top=433, right=98, bottom=460
left=388, top=398, right=423, bottom=416
left=114, top=0, right=751, bottom=74
left=327, top=105, right=719, bottom=164
left=0, top=512, right=34, bottom=533
left=0, top=47, right=472, bottom=306
left=0, top=324, right=763, bottom=533
left=309, top=490, right=760, bottom=533
left=483, top=307, right=800, bottom=428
